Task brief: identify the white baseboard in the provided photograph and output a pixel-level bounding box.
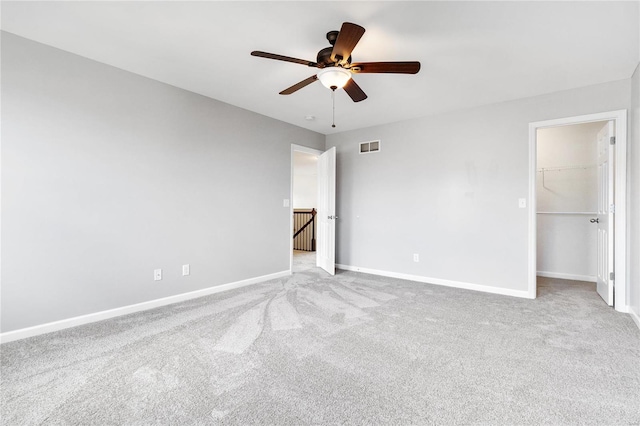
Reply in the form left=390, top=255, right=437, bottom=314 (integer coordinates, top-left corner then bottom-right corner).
left=0, top=270, right=291, bottom=344
left=336, top=264, right=531, bottom=299
left=536, top=271, right=597, bottom=283
left=630, top=306, right=640, bottom=331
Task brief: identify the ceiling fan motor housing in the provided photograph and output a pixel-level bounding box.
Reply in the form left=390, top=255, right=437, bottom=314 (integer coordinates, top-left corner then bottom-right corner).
left=317, top=46, right=351, bottom=67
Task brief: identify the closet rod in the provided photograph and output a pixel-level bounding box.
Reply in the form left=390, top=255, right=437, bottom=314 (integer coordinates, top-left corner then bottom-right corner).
left=536, top=164, right=596, bottom=172
left=538, top=164, right=596, bottom=189
left=536, top=212, right=598, bottom=215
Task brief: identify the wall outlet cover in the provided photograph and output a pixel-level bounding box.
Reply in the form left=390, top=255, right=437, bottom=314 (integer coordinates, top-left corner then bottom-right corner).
left=182, top=264, right=190, bottom=276
left=154, top=269, right=162, bottom=281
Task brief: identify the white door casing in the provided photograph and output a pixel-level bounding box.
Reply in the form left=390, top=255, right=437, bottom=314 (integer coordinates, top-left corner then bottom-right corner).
left=317, top=147, right=336, bottom=275
left=596, top=121, right=615, bottom=306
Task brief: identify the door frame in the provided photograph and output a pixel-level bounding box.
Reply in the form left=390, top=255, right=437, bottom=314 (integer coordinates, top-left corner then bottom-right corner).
left=528, top=110, right=628, bottom=311
left=290, top=144, right=323, bottom=273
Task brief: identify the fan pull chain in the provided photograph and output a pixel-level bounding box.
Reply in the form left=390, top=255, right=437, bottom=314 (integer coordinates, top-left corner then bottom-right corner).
left=331, top=88, right=336, bottom=128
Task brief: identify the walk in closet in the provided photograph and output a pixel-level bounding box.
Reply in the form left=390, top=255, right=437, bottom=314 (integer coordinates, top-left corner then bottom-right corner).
left=536, top=121, right=607, bottom=282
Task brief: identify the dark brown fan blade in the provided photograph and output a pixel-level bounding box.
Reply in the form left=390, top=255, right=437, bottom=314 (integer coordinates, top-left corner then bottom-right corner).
left=251, top=51, right=318, bottom=68
left=343, top=78, right=367, bottom=102
left=279, top=75, right=319, bottom=95
left=331, top=22, right=365, bottom=65
left=350, top=61, right=421, bottom=74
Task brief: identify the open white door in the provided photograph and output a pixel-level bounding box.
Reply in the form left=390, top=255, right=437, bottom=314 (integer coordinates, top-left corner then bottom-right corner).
left=596, top=121, right=615, bottom=306
left=317, top=147, right=336, bottom=275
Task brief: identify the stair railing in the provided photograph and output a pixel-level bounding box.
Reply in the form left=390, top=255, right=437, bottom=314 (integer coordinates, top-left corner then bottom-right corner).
left=293, top=209, right=316, bottom=251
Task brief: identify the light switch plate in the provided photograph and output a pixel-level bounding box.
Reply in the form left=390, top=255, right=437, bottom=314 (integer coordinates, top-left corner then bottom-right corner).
left=154, top=269, right=162, bottom=281
left=283, top=199, right=290, bottom=207
left=518, top=198, right=527, bottom=208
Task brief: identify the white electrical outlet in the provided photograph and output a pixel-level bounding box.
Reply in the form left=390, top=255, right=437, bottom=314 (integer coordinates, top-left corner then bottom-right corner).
left=154, top=269, right=162, bottom=281
left=283, top=199, right=290, bottom=207
left=182, top=264, right=190, bottom=276
left=413, top=253, right=419, bottom=262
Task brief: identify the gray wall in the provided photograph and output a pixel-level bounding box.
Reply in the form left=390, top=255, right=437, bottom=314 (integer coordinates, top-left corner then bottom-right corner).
left=326, top=79, right=631, bottom=293
left=630, top=63, right=640, bottom=321
left=1, top=33, right=324, bottom=332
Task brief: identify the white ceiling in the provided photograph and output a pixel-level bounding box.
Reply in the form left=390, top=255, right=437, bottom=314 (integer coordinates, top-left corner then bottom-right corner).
left=2, top=1, right=638, bottom=135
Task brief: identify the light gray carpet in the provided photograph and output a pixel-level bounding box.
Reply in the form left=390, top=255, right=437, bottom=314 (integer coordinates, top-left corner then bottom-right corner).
left=2, top=253, right=639, bottom=425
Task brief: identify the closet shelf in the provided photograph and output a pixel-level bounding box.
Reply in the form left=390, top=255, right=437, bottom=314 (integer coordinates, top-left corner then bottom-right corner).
left=536, top=212, right=597, bottom=215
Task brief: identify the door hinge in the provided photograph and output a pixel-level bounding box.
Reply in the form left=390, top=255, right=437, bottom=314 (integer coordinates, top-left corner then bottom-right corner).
left=610, top=136, right=616, bottom=145
left=610, top=272, right=615, bottom=281
left=609, top=204, right=615, bottom=213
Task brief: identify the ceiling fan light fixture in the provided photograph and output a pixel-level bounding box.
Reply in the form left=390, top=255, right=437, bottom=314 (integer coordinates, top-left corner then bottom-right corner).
left=317, top=67, right=351, bottom=90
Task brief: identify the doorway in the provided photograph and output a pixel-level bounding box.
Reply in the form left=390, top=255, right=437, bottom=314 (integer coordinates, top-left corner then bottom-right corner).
left=535, top=121, right=608, bottom=301
left=292, top=149, right=319, bottom=272
left=290, top=144, right=337, bottom=276
left=528, top=110, right=628, bottom=311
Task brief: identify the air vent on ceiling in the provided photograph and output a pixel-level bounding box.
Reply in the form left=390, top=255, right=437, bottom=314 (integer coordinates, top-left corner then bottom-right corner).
left=359, top=140, right=381, bottom=154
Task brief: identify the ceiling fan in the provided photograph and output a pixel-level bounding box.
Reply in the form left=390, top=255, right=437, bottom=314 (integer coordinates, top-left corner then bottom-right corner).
left=251, top=22, right=421, bottom=103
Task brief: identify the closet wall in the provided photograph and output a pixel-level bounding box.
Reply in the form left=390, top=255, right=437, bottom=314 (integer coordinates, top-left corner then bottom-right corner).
left=536, top=122, right=605, bottom=282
